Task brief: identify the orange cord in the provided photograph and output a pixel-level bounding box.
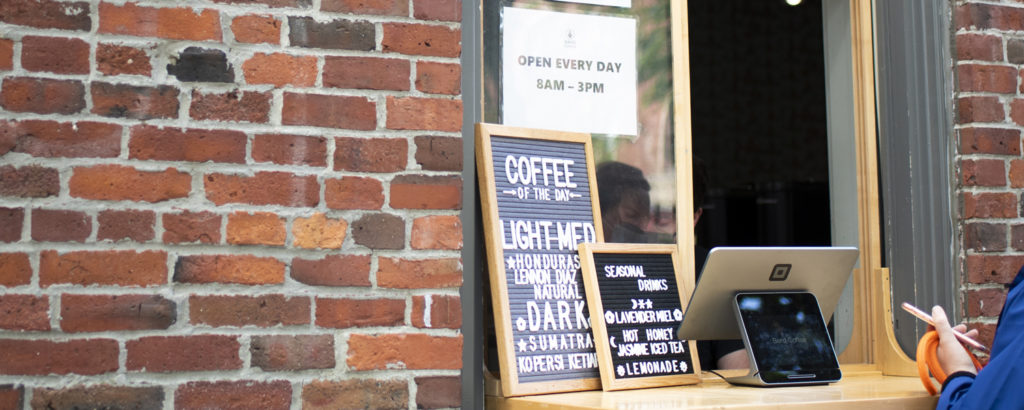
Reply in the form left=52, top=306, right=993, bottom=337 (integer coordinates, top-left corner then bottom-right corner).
left=916, top=330, right=984, bottom=395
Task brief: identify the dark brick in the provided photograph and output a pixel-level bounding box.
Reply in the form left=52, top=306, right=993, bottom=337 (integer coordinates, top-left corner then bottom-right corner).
left=1009, top=39, right=1024, bottom=65
left=167, top=47, right=234, bottom=83
left=0, top=165, right=59, bottom=198
left=1013, top=224, right=1024, bottom=251
left=98, top=210, right=155, bottom=242
left=291, top=255, right=372, bottom=287
left=32, top=386, right=164, bottom=410
left=91, top=82, right=179, bottom=120
left=414, top=135, right=461, bottom=171
left=302, top=379, right=408, bottom=409
left=0, top=208, right=23, bottom=243
left=352, top=213, right=405, bottom=250
left=61, top=294, right=176, bottom=333
left=0, top=0, right=91, bottom=31
left=965, top=222, right=1007, bottom=252
left=251, top=335, right=335, bottom=371
left=415, top=376, right=460, bottom=409
left=31, top=209, right=90, bottom=242
left=288, top=17, right=375, bottom=51
left=334, top=137, right=407, bottom=172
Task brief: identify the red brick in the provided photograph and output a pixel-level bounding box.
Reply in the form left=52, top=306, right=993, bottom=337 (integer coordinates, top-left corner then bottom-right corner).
left=958, top=64, right=1017, bottom=93
left=1, top=77, right=85, bottom=114
left=334, top=137, right=407, bottom=172
left=0, top=294, right=50, bottom=331
left=253, top=134, right=327, bottom=167
left=31, top=386, right=164, bottom=410
left=1012, top=224, right=1024, bottom=250
left=0, top=0, right=91, bottom=31
left=347, top=333, right=462, bottom=370
left=243, top=53, right=317, bottom=87
left=412, top=215, right=462, bottom=250
left=960, top=127, right=1021, bottom=155
left=282, top=93, right=376, bottom=130
left=322, top=0, right=407, bottom=15
left=966, top=288, right=1007, bottom=318
left=126, top=335, right=241, bottom=372
left=174, top=254, right=285, bottom=285
left=190, top=294, right=309, bottom=327
left=386, top=96, right=462, bottom=131
left=415, top=376, right=461, bottom=409
left=232, top=15, right=281, bottom=44
left=0, top=119, right=121, bottom=158
left=1009, top=99, right=1024, bottom=127
left=98, top=210, right=155, bottom=242
left=0, top=39, right=12, bottom=70
left=390, top=175, right=462, bottom=209
left=382, top=23, right=460, bottom=57
left=61, top=294, right=175, bottom=333
left=91, top=82, right=179, bottom=120
left=351, top=213, right=405, bottom=249
left=957, top=96, right=1005, bottom=123
left=0, top=209, right=22, bottom=243
left=291, top=255, right=372, bottom=287
left=70, top=165, right=191, bottom=202
left=176, top=380, right=291, bottom=410
left=1010, top=160, right=1024, bottom=188
left=302, top=379, right=408, bottom=410
left=21, top=36, right=89, bottom=74
left=97, top=43, right=153, bottom=76
left=961, top=159, right=1006, bottom=187
left=0, top=253, right=31, bottom=286
left=0, top=385, right=21, bottom=410
left=226, top=211, right=286, bottom=246
left=416, top=61, right=460, bottom=94
left=0, top=339, right=118, bottom=375
left=956, top=33, right=1003, bottom=62
left=162, top=211, right=221, bottom=244
left=251, top=335, right=335, bottom=371
left=129, top=125, right=246, bottom=164
left=293, top=213, right=347, bottom=249
left=965, top=222, right=1007, bottom=252
left=288, top=17, right=375, bottom=51
left=99, top=3, right=221, bottom=41
left=325, top=177, right=385, bottom=210
left=315, top=298, right=404, bottom=328
left=323, top=56, right=410, bottom=90
left=412, top=294, right=460, bottom=329
left=214, top=0, right=309, bottom=7
left=965, top=254, right=1024, bottom=284
left=962, top=192, right=1018, bottom=218
left=377, top=257, right=462, bottom=289
left=205, top=171, right=320, bottom=207
left=0, top=165, right=59, bottom=198
left=31, top=209, right=90, bottom=242
left=40, top=250, right=168, bottom=287
left=190, top=90, right=271, bottom=123
left=956, top=3, right=1024, bottom=32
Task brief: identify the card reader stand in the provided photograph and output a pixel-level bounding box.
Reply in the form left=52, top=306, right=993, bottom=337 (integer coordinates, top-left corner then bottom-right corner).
left=722, top=291, right=843, bottom=387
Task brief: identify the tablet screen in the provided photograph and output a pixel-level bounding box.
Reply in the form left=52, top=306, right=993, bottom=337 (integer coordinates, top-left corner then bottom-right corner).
left=734, top=292, right=841, bottom=384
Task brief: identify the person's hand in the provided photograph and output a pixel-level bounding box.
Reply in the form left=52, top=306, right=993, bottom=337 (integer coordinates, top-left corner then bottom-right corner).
left=931, top=306, right=978, bottom=376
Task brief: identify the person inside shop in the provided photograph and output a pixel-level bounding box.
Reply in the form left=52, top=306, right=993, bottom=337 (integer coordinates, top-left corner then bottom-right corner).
left=932, top=265, right=1024, bottom=409
left=596, top=159, right=748, bottom=370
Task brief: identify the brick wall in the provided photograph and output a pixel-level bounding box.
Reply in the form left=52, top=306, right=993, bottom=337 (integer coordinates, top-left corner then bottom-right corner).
left=955, top=1, right=1024, bottom=349
left=0, top=0, right=464, bottom=408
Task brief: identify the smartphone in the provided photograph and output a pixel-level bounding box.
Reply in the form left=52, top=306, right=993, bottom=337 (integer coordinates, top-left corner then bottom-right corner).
left=901, top=302, right=988, bottom=352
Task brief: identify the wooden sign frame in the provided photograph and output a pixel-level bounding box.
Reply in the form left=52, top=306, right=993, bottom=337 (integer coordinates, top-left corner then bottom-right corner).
left=476, top=123, right=604, bottom=396
left=579, top=243, right=701, bottom=391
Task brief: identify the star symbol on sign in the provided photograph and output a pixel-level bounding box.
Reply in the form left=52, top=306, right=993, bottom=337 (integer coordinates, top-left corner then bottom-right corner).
left=506, top=256, right=516, bottom=269
left=645, top=299, right=654, bottom=309
left=518, top=338, right=527, bottom=352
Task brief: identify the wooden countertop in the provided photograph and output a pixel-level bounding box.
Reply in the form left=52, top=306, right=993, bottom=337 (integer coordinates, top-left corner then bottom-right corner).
left=486, top=367, right=937, bottom=409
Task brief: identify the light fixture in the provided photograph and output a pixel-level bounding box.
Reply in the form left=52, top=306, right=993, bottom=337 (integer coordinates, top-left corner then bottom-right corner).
left=786, top=0, right=802, bottom=5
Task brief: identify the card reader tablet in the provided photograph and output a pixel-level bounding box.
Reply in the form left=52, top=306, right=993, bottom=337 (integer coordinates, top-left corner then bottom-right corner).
left=727, top=291, right=842, bottom=386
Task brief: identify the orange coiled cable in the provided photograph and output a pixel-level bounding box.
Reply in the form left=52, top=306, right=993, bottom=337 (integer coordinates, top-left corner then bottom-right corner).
left=916, top=330, right=984, bottom=395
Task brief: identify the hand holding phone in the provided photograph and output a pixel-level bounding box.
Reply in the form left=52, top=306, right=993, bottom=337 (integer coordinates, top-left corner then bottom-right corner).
left=901, top=302, right=988, bottom=352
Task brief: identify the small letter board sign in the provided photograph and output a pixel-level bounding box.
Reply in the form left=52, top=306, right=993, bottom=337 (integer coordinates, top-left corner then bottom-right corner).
left=579, top=243, right=701, bottom=391
left=476, top=123, right=604, bottom=396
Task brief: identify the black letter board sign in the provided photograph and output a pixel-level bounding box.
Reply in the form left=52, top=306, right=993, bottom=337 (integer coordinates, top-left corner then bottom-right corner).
left=476, top=123, right=604, bottom=396
left=579, top=243, right=700, bottom=391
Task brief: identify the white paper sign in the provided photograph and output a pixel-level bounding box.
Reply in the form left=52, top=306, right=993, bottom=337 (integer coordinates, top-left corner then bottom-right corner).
left=551, top=0, right=631, bottom=8
left=502, top=7, right=638, bottom=136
